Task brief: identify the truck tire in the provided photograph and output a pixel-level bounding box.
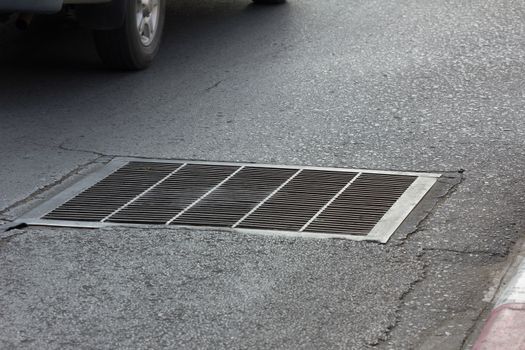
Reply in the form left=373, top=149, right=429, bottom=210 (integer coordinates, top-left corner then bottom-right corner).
left=93, top=0, right=165, bottom=70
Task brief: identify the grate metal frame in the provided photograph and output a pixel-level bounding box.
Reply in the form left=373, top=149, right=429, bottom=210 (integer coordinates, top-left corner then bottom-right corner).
left=15, top=157, right=440, bottom=243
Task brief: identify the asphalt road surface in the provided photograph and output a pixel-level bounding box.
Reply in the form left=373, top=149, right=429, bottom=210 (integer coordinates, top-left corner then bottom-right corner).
left=2, top=0, right=525, bottom=349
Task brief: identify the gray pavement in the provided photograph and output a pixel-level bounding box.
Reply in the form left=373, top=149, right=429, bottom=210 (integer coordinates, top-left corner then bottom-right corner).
left=1, top=0, right=525, bottom=348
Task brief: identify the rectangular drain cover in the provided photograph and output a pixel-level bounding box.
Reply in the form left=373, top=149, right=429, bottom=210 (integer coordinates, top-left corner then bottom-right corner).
left=17, top=158, right=440, bottom=243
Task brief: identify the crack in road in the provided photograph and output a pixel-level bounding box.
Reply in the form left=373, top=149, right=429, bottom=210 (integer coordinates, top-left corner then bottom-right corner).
left=204, top=79, right=223, bottom=92
left=58, top=142, right=113, bottom=158
left=0, top=228, right=29, bottom=244
left=423, top=247, right=506, bottom=257
left=372, top=171, right=467, bottom=347
left=368, top=250, right=428, bottom=347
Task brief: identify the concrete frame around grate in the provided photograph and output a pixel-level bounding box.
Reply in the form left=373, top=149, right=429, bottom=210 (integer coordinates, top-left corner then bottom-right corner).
left=11, top=157, right=441, bottom=243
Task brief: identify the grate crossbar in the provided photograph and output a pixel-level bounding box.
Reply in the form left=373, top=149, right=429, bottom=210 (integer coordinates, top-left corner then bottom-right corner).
left=102, top=163, right=187, bottom=222
left=166, top=166, right=245, bottom=225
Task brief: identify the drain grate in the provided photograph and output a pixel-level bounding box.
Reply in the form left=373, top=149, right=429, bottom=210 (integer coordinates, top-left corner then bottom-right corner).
left=17, top=158, right=440, bottom=243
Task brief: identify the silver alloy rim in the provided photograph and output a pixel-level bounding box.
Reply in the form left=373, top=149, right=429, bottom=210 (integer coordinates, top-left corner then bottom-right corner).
left=136, top=0, right=159, bottom=46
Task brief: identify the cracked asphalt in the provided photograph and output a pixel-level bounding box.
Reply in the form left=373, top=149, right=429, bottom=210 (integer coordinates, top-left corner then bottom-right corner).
left=1, top=0, right=525, bottom=349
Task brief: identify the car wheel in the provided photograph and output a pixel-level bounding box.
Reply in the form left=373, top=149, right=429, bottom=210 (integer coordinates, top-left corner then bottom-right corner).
left=93, top=0, right=165, bottom=70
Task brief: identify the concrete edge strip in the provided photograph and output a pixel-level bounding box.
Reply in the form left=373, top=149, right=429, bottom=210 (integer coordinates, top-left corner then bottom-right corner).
left=14, top=157, right=128, bottom=222
left=472, top=257, right=525, bottom=349
left=367, top=176, right=437, bottom=243
left=102, top=157, right=443, bottom=178
left=4, top=218, right=377, bottom=242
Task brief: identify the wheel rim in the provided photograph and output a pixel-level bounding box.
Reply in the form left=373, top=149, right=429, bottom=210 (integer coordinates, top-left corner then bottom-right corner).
left=136, top=0, right=160, bottom=46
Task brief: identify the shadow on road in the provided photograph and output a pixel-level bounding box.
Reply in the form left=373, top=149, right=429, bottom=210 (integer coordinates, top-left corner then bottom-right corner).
left=0, top=0, right=293, bottom=127
left=0, top=1, right=292, bottom=76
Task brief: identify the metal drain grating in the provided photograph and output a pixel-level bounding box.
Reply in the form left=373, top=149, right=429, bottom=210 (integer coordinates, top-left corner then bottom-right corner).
left=17, top=158, right=441, bottom=243
left=304, top=173, right=416, bottom=235
left=43, top=162, right=182, bottom=222
left=171, top=167, right=297, bottom=227
left=237, top=170, right=358, bottom=232
left=107, top=164, right=239, bottom=224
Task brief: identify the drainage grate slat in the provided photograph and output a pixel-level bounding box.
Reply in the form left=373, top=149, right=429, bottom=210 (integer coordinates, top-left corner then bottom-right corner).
left=107, top=164, right=240, bottom=224
left=303, top=173, right=416, bottom=235
left=43, top=162, right=182, bottom=221
left=236, top=170, right=358, bottom=231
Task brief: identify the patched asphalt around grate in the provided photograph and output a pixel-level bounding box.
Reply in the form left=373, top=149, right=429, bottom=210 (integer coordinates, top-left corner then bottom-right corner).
left=16, top=158, right=441, bottom=243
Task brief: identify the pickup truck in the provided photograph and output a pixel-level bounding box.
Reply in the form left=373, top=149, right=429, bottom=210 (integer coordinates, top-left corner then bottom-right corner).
left=0, top=0, right=285, bottom=70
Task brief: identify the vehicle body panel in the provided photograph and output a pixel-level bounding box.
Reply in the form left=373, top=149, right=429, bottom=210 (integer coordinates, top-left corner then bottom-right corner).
left=0, top=0, right=110, bottom=13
